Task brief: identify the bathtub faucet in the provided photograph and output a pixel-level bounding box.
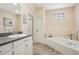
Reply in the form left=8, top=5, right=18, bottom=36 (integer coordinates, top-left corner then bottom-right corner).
left=68, top=41, right=72, bottom=45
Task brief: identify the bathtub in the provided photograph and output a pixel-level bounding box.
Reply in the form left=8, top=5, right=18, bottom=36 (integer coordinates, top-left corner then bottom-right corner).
left=44, top=37, right=79, bottom=55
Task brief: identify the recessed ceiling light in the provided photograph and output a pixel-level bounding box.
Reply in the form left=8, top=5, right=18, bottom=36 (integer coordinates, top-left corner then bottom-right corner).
left=16, top=10, right=19, bottom=12
left=13, top=3, right=17, bottom=5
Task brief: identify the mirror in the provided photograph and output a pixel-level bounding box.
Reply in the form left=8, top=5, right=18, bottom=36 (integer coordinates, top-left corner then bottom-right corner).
left=0, top=3, right=21, bottom=33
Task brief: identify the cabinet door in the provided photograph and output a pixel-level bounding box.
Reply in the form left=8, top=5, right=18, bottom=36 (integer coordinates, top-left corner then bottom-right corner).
left=0, top=43, right=12, bottom=55
left=14, top=36, right=33, bottom=55
left=3, top=51, right=13, bottom=55
left=24, top=36, right=33, bottom=55
left=14, top=39, right=25, bottom=49
left=14, top=44, right=26, bottom=55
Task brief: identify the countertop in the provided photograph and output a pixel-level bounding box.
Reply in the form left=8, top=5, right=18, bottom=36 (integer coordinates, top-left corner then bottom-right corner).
left=0, top=35, right=32, bottom=46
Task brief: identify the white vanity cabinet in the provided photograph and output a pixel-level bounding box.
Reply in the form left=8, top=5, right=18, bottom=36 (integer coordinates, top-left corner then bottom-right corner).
left=13, top=36, right=33, bottom=55
left=0, top=36, right=33, bottom=55
left=0, top=43, right=13, bottom=55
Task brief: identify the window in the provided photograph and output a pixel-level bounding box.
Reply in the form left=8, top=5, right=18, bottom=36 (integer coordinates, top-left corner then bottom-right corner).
left=53, top=13, right=64, bottom=21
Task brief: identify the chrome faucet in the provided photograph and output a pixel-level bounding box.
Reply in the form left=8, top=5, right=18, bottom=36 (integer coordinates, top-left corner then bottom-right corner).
left=68, top=41, right=72, bottom=45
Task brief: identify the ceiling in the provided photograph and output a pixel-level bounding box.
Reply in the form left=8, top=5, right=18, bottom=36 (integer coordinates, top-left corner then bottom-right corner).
left=0, top=3, right=77, bottom=14
left=0, top=3, right=21, bottom=15
left=34, top=3, right=77, bottom=10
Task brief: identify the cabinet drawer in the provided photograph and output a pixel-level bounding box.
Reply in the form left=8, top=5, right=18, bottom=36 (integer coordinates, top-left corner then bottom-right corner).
left=23, top=38, right=29, bottom=42
left=0, top=43, right=12, bottom=54
left=27, top=36, right=32, bottom=40
left=24, top=36, right=32, bottom=42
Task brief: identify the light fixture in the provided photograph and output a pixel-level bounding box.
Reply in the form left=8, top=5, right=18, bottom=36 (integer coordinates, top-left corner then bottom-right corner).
left=16, top=10, right=19, bottom=12
left=13, top=3, right=17, bottom=5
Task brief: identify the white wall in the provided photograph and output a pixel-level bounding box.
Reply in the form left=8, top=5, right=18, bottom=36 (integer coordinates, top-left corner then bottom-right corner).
left=45, top=7, right=75, bottom=37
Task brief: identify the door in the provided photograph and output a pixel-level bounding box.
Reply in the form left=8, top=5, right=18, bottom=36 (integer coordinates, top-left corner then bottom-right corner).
left=34, top=16, right=44, bottom=42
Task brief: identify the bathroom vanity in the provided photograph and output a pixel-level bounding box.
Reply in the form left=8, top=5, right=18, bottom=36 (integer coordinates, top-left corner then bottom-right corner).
left=0, top=33, right=33, bottom=55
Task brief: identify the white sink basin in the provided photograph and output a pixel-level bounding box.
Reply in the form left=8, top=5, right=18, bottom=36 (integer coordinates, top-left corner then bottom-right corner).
left=8, top=34, right=26, bottom=38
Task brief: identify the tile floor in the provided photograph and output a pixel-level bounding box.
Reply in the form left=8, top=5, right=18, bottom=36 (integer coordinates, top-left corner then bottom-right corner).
left=33, top=43, right=62, bottom=55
